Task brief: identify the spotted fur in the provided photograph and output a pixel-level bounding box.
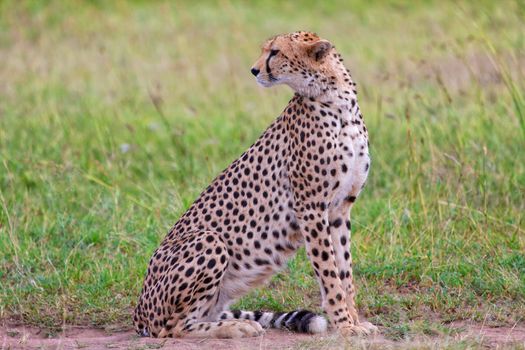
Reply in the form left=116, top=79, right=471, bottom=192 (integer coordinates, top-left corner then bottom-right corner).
left=133, top=31, right=378, bottom=338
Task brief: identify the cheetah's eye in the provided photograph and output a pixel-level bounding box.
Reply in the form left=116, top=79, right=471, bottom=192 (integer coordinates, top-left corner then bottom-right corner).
left=269, top=49, right=280, bottom=57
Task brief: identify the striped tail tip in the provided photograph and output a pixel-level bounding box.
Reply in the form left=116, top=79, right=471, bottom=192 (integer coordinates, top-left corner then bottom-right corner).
left=271, top=310, right=328, bottom=334
left=219, top=309, right=328, bottom=334
left=306, top=314, right=329, bottom=334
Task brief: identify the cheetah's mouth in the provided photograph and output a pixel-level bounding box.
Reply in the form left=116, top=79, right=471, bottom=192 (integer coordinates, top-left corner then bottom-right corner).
left=256, top=74, right=278, bottom=87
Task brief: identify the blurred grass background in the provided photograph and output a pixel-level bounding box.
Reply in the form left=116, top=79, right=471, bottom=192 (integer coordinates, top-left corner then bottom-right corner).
left=0, top=0, right=524, bottom=339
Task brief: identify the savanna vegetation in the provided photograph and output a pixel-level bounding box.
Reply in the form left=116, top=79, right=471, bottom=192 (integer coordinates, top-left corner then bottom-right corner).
left=0, top=0, right=524, bottom=344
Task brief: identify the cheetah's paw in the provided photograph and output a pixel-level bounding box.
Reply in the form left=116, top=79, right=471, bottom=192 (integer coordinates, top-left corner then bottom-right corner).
left=359, top=321, right=379, bottom=334
left=339, top=323, right=375, bottom=337
left=216, top=320, right=265, bottom=338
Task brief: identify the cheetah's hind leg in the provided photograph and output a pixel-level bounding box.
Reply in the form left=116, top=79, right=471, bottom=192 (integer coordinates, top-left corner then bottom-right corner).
left=137, top=231, right=264, bottom=338
left=219, top=310, right=328, bottom=334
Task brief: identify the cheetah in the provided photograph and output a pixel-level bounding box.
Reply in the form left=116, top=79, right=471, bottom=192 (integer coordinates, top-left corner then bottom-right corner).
left=133, top=31, right=378, bottom=338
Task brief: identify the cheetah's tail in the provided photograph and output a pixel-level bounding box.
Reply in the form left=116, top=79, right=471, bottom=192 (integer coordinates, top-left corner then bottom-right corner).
left=218, top=309, right=328, bottom=334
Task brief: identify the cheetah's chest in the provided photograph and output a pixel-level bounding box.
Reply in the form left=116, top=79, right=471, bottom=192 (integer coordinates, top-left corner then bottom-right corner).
left=333, top=112, right=370, bottom=205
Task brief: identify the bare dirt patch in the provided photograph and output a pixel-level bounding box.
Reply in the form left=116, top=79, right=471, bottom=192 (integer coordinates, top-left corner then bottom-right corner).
left=1, top=323, right=525, bottom=350
left=2, top=326, right=314, bottom=350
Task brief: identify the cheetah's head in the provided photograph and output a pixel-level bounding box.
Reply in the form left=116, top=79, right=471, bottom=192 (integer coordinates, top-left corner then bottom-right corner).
left=251, top=31, right=344, bottom=98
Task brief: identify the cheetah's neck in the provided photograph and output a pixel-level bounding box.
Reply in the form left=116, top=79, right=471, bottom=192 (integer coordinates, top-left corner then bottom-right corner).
left=292, top=76, right=367, bottom=138
left=296, top=55, right=359, bottom=112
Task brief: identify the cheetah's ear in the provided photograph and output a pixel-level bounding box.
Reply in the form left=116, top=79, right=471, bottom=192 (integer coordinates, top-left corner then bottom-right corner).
left=307, top=40, right=332, bottom=61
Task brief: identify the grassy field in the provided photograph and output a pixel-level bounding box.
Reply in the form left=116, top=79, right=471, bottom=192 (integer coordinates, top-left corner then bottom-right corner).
left=0, top=0, right=524, bottom=342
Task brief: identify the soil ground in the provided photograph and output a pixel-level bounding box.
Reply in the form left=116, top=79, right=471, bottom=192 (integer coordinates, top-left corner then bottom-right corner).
left=1, top=323, right=524, bottom=350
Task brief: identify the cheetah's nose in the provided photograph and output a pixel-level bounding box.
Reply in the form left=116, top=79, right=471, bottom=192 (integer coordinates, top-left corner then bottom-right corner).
left=250, top=68, right=260, bottom=77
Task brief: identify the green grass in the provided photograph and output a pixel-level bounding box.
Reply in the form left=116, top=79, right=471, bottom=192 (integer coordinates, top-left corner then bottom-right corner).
left=0, top=0, right=524, bottom=339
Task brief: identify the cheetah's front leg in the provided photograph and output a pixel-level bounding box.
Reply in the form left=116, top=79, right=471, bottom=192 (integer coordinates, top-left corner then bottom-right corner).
left=296, top=207, right=367, bottom=335
left=329, top=202, right=378, bottom=335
